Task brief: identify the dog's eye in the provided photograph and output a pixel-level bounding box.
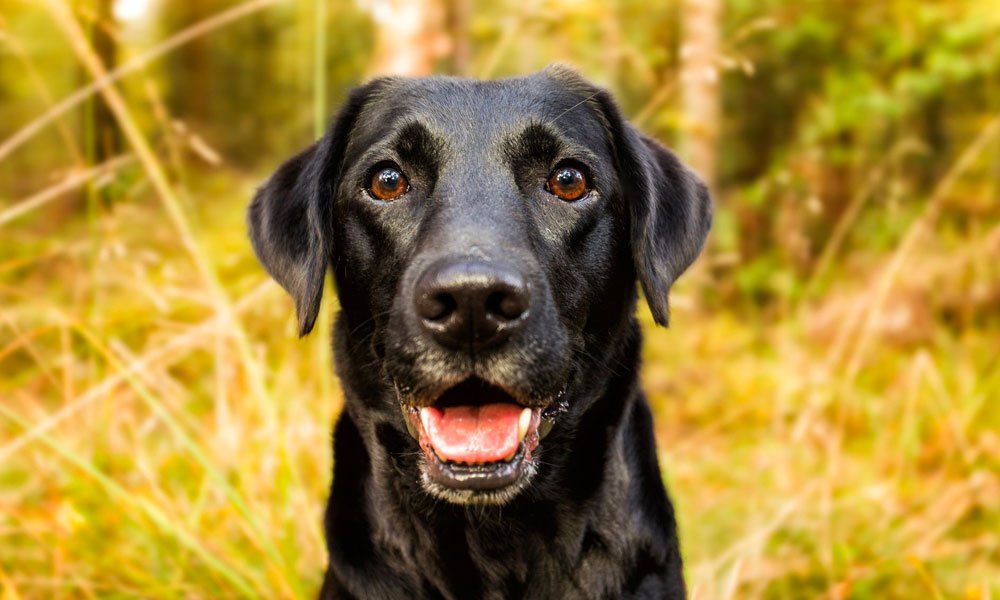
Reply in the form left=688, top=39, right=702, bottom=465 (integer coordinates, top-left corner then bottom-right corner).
left=546, top=166, right=588, bottom=202
left=368, top=166, right=409, bottom=201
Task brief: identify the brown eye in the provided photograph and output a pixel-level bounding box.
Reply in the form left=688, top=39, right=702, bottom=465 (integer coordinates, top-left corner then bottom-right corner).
left=546, top=166, right=588, bottom=201
left=368, top=166, right=408, bottom=200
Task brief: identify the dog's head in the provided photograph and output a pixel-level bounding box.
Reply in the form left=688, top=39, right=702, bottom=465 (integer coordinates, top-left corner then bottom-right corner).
left=249, top=67, right=711, bottom=505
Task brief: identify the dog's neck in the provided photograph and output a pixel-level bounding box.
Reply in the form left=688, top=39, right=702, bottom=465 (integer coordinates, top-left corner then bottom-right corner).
left=322, top=317, right=684, bottom=599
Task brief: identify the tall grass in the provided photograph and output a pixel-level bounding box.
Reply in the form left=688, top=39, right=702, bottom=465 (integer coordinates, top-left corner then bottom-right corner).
left=2, top=0, right=999, bottom=598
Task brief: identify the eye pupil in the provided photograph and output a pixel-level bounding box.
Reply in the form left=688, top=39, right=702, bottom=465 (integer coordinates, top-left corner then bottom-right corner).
left=369, top=166, right=408, bottom=200
left=379, top=169, right=399, bottom=188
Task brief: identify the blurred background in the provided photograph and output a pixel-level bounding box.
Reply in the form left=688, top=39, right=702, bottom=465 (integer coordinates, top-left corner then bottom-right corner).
left=2, top=0, right=999, bottom=597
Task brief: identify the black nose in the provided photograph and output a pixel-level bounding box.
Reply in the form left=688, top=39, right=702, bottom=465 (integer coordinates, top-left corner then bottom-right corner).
left=414, top=260, right=530, bottom=351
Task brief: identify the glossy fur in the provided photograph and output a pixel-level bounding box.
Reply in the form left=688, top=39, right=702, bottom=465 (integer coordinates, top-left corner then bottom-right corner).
left=248, top=67, right=711, bottom=600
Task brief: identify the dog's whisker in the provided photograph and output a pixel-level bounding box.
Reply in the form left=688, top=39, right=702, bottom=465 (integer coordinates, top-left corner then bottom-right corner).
left=546, top=89, right=603, bottom=127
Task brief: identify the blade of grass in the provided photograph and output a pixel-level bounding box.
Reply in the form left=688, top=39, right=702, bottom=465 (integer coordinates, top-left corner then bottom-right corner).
left=0, top=29, right=85, bottom=165
left=632, top=78, right=679, bottom=128
left=0, top=281, right=269, bottom=464
left=0, top=404, right=262, bottom=598
left=802, top=138, right=925, bottom=302
left=907, top=555, right=946, bottom=600
left=313, top=0, right=327, bottom=139
left=0, top=0, right=282, bottom=163
left=0, top=155, right=133, bottom=227
left=20, top=308, right=299, bottom=597
left=477, top=5, right=532, bottom=79
left=0, top=281, right=299, bottom=594
left=308, top=0, right=335, bottom=421
left=0, top=315, right=63, bottom=396
left=702, top=482, right=815, bottom=576
left=39, top=0, right=275, bottom=429
left=0, top=568, right=24, bottom=600
left=836, top=116, right=1000, bottom=380
left=74, top=316, right=299, bottom=596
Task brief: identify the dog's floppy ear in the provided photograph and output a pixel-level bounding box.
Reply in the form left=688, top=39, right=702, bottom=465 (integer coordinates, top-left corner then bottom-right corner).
left=248, top=82, right=382, bottom=336
left=594, top=92, right=712, bottom=326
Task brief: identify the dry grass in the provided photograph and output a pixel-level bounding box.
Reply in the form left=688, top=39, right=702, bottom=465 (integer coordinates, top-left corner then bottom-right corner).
left=2, top=1, right=999, bottom=598
left=3, top=172, right=998, bottom=598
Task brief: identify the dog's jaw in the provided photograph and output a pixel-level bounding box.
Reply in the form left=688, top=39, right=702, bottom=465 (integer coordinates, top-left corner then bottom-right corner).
left=418, top=460, right=539, bottom=505
left=395, top=379, right=557, bottom=505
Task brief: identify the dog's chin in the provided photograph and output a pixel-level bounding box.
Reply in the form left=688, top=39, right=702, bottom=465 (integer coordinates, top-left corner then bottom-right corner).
left=419, top=457, right=538, bottom=506
left=397, top=377, right=563, bottom=506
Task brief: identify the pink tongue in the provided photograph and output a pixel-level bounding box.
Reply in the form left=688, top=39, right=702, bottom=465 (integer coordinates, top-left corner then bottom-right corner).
left=424, top=403, right=521, bottom=463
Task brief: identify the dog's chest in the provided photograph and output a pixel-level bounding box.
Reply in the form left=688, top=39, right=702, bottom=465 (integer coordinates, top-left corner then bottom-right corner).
left=373, top=507, right=638, bottom=600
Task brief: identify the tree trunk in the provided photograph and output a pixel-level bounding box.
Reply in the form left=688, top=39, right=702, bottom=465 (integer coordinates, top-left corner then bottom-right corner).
left=447, top=0, right=471, bottom=76
left=368, top=0, right=450, bottom=76
left=679, top=0, right=721, bottom=191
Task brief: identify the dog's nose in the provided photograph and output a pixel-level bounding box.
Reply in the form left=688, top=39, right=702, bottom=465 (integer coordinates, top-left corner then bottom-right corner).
left=414, top=260, right=530, bottom=351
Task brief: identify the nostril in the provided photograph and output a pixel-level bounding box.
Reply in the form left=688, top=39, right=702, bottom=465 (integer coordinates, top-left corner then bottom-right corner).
left=486, top=290, right=527, bottom=321
left=417, top=291, right=458, bottom=322
left=430, top=293, right=457, bottom=321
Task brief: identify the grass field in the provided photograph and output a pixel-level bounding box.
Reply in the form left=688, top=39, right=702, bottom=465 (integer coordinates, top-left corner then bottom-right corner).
left=2, top=160, right=998, bottom=598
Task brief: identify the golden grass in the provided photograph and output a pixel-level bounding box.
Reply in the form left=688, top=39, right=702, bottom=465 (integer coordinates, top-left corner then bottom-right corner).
left=2, top=188, right=335, bottom=598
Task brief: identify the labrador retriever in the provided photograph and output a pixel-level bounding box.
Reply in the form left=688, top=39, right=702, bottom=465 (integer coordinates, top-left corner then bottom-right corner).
left=249, top=66, right=711, bottom=600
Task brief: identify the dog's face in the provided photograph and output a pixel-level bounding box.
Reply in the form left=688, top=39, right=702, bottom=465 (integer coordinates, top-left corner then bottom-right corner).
left=249, top=67, right=710, bottom=505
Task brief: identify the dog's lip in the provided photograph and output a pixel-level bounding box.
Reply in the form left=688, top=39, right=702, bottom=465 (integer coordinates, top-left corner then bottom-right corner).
left=423, top=442, right=529, bottom=491
left=395, top=377, right=559, bottom=490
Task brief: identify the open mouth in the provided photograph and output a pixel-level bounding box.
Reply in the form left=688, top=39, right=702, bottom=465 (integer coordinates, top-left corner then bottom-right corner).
left=400, top=378, right=550, bottom=493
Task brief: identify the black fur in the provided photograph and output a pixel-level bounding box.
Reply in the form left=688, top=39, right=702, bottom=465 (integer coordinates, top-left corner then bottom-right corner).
left=249, top=66, right=711, bottom=600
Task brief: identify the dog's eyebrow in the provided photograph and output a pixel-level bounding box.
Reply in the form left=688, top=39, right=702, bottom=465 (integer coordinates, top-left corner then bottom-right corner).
left=395, top=121, right=445, bottom=167
left=354, top=120, right=445, bottom=172
left=504, top=122, right=601, bottom=170
left=509, top=122, right=562, bottom=163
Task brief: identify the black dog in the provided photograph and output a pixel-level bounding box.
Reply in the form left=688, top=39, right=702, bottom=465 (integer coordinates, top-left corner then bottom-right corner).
left=249, top=66, right=711, bottom=600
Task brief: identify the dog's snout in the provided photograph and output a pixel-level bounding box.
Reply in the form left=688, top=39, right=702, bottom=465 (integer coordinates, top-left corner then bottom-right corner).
left=414, top=260, right=530, bottom=351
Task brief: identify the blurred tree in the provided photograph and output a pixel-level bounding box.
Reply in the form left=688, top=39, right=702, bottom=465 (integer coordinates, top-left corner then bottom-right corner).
left=152, top=1, right=373, bottom=165
left=713, top=0, right=1000, bottom=302
left=680, top=0, right=720, bottom=190
left=364, top=0, right=451, bottom=76
left=447, top=0, right=472, bottom=76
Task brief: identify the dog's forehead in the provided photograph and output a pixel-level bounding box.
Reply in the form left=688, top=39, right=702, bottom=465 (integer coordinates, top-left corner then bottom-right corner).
left=351, top=74, right=609, bottom=154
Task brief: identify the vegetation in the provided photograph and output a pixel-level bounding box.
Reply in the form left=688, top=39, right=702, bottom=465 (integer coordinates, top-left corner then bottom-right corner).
left=1, top=0, right=998, bottom=597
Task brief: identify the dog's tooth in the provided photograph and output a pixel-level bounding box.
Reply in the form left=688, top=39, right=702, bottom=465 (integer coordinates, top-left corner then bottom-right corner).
left=518, top=407, right=532, bottom=441
left=502, top=448, right=517, bottom=462
left=420, top=407, right=432, bottom=434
